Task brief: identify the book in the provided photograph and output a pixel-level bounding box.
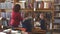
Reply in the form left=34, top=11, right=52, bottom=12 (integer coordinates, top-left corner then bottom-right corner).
left=5, top=2, right=13, bottom=9
left=44, top=2, right=51, bottom=8
left=1, top=12, right=6, bottom=18
left=38, top=2, right=41, bottom=8
left=37, top=1, right=44, bottom=9
left=0, top=3, right=6, bottom=9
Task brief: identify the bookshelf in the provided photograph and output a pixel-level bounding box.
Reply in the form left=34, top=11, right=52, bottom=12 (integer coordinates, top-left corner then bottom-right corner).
left=54, top=0, right=60, bottom=30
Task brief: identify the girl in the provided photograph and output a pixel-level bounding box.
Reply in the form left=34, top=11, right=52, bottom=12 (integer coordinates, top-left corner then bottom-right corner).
left=39, top=13, right=47, bottom=30
left=10, top=4, right=23, bottom=27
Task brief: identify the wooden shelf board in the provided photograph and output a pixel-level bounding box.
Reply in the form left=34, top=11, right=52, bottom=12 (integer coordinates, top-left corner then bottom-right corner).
left=54, top=11, right=60, bottom=13
left=36, top=8, right=53, bottom=12
left=20, top=8, right=53, bottom=12
left=36, top=9, right=53, bottom=12
left=0, top=8, right=53, bottom=12
left=54, top=4, right=60, bottom=5
left=54, top=10, right=60, bottom=11
left=21, top=8, right=53, bottom=10
left=21, top=8, right=33, bottom=12
left=0, top=9, right=12, bottom=10
left=53, top=28, right=60, bottom=30
left=36, top=8, right=53, bottom=10
left=53, top=23, right=60, bottom=25
left=21, top=8, right=33, bottom=10
left=54, top=17, right=60, bottom=19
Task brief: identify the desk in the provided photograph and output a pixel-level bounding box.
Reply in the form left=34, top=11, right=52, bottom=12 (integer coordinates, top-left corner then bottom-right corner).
left=32, top=28, right=46, bottom=34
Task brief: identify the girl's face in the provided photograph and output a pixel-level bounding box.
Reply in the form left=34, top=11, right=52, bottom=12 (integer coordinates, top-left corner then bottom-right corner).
left=39, top=13, right=44, bottom=19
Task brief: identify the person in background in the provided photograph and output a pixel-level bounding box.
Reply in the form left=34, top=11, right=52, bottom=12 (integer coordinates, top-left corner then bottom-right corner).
left=39, top=13, right=47, bottom=30
left=10, top=4, right=23, bottom=27
left=22, top=13, right=33, bottom=34
left=1, top=9, right=7, bottom=26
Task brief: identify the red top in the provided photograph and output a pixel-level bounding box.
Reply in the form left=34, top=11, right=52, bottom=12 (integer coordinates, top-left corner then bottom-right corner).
left=10, top=11, right=23, bottom=27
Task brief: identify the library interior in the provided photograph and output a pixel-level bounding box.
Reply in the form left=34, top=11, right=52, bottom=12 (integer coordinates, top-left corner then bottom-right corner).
left=0, top=0, right=60, bottom=34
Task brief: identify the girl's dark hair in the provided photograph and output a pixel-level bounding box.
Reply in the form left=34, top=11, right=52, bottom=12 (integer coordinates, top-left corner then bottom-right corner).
left=13, top=4, right=20, bottom=12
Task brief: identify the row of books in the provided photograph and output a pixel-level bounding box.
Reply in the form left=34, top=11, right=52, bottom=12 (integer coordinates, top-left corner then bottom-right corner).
left=54, top=0, right=60, bottom=4
left=0, top=1, right=52, bottom=9
left=55, top=6, right=60, bottom=10
left=0, top=2, right=13, bottom=9
left=0, top=12, right=11, bottom=19
left=26, top=1, right=52, bottom=9
left=0, top=12, right=11, bottom=26
left=54, top=19, right=60, bottom=23
left=54, top=13, right=60, bottom=17
left=38, top=1, right=51, bottom=8
left=0, top=0, right=53, bottom=2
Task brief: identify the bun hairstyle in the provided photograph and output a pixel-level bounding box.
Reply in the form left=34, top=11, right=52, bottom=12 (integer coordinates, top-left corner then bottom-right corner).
left=13, top=4, right=21, bottom=12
